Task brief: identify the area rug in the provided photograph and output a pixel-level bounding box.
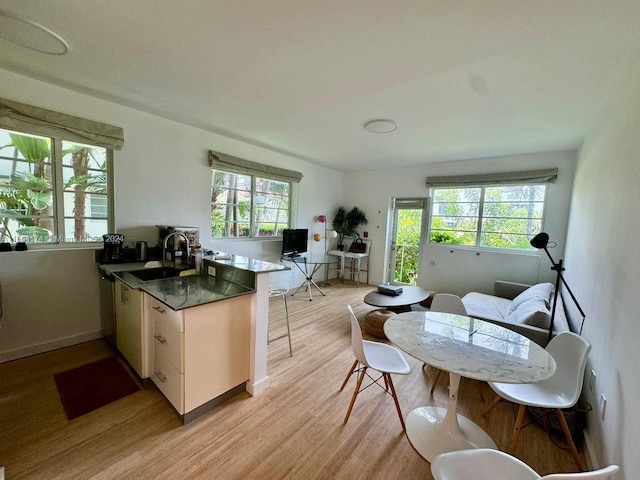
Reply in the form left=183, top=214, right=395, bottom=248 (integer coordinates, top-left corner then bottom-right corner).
left=54, top=356, right=139, bottom=420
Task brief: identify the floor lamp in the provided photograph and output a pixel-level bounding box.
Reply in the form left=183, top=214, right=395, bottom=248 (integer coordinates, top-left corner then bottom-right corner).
left=530, top=232, right=586, bottom=343
left=314, top=215, right=337, bottom=287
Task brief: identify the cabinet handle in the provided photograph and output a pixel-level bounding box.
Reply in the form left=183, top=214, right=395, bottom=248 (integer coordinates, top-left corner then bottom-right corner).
left=152, top=305, right=166, bottom=314
left=154, top=370, right=167, bottom=383
left=154, top=334, right=167, bottom=344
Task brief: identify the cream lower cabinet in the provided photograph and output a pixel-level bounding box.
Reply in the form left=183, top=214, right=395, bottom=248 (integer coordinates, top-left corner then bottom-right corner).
left=114, top=278, right=148, bottom=378
left=147, top=294, right=251, bottom=416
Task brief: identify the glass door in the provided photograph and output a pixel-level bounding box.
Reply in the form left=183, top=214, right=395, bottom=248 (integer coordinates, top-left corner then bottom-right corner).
left=387, top=198, right=427, bottom=285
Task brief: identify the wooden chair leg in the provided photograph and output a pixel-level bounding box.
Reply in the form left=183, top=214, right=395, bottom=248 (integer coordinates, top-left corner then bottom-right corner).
left=385, top=373, right=406, bottom=433
left=383, top=373, right=389, bottom=391
left=430, top=369, right=444, bottom=395
left=556, top=408, right=585, bottom=472
left=344, top=367, right=367, bottom=424
left=508, top=404, right=527, bottom=453
left=475, top=380, right=486, bottom=403
left=482, top=395, right=502, bottom=417
left=340, top=359, right=358, bottom=391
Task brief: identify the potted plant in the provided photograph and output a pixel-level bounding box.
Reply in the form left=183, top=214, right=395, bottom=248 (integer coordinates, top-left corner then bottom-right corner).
left=332, top=206, right=368, bottom=250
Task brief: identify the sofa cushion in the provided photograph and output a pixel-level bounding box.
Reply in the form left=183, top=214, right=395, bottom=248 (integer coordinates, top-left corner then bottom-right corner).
left=508, top=282, right=554, bottom=314
left=461, top=292, right=511, bottom=322
left=504, top=297, right=551, bottom=329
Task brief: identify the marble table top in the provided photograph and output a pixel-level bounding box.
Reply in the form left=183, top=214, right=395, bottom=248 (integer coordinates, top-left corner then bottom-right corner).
left=384, top=311, right=556, bottom=384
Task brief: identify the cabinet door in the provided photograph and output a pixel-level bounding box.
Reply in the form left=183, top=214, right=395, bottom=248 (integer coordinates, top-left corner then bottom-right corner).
left=114, top=278, right=144, bottom=377
left=183, top=295, right=251, bottom=413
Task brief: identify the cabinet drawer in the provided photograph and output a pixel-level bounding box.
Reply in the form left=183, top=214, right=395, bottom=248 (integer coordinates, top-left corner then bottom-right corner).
left=148, top=298, right=184, bottom=331
left=153, top=312, right=184, bottom=373
left=152, top=352, right=184, bottom=414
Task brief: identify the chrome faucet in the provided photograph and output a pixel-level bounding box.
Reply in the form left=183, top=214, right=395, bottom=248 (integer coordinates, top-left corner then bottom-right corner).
left=163, top=232, right=190, bottom=269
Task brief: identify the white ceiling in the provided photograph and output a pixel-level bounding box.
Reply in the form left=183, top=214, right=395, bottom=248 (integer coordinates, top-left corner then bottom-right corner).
left=0, top=1, right=639, bottom=171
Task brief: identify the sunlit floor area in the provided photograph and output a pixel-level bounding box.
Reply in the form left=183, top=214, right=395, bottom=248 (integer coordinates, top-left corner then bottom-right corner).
left=0, top=280, right=586, bottom=479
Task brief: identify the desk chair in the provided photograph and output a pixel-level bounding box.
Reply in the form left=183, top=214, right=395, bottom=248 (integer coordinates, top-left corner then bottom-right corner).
left=268, top=287, right=292, bottom=357
left=432, top=449, right=619, bottom=480
left=340, top=305, right=411, bottom=431
left=344, top=239, right=371, bottom=286
left=483, top=332, right=591, bottom=471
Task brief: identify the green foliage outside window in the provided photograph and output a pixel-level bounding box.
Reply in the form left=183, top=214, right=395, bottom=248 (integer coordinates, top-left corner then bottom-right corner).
left=429, top=185, right=545, bottom=250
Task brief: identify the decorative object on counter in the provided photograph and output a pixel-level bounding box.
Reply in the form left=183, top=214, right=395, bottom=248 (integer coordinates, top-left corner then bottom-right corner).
left=332, top=206, right=368, bottom=251
left=54, top=356, right=139, bottom=420
left=530, top=232, right=586, bottom=342
left=135, top=241, right=148, bottom=261
left=0, top=242, right=12, bottom=252
left=14, top=241, right=27, bottom=251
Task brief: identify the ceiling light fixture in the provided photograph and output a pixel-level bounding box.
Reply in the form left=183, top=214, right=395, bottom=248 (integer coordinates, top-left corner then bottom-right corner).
left=364, top=119, right=397, bottom=134
left=0, top=9, right=69, bottom=55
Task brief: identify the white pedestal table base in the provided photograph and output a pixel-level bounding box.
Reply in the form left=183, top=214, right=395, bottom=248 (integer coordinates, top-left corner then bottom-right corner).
left=405, top=372, right=497, bottom=461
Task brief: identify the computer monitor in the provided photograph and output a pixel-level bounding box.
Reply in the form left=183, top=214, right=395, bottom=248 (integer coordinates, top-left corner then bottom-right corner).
left=281, top=229, right=308, bottom=257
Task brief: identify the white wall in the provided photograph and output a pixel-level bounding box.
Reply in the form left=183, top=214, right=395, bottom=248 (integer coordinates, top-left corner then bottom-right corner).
left=0, top=68, right=343, bottom=361
left=344, top=150, right=576, bottom=293
left=564, top=58, right=640, bottom=478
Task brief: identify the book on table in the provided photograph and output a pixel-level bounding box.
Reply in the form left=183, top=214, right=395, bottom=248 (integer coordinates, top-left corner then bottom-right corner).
left=377, top=284, right=403, bottom=296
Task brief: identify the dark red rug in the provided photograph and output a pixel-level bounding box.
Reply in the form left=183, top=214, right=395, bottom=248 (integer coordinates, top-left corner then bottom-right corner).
left=54, top=356, right=139, bottom=420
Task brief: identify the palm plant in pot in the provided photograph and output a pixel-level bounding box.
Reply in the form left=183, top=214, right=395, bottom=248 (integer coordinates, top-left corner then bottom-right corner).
left=332, top=206, right=368, bottom=250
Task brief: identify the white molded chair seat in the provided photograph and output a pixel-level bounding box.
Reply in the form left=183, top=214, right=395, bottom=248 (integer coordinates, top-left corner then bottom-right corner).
left=340, top=305, right=411, bottom=431
left=431, top=448, right=619, bottom=480
left=484, top=332, right=591, bottom=471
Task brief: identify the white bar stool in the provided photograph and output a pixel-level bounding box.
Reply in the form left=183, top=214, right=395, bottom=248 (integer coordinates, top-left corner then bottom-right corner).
left=268, top=287, right=292, bottom=356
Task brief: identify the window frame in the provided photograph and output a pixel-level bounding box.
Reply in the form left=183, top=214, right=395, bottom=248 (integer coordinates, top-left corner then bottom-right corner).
left=428, top=183, right=548, bottom=252
left=0, top=127, right=115, bottom=249
left=210, top=168, right=293, bottom=240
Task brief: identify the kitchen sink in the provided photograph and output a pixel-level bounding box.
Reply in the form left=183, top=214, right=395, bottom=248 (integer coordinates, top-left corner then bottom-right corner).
left=128, top=267, right=182, bottom=282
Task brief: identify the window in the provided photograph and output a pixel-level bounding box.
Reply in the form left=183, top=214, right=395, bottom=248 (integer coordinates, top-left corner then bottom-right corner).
left=0, top=128, right=113, bottom=244
left=429, top=184, right=546, bottom=250
left=210, top=169, right=290, bottom=238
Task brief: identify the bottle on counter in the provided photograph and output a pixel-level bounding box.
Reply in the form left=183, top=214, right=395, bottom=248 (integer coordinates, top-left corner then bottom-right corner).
left=193, top=245, right=203, bottom=271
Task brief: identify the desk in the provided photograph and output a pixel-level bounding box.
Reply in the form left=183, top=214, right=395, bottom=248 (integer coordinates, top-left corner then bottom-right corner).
left=384, top=311, right=556, bottom=461
left=282, top=255, right=339, bottom=301
left=364, top=286, right=431, bottom=313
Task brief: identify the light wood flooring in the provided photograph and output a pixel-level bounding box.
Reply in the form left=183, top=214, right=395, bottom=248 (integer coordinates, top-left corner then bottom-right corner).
left=0, top=280, right=586, bottom=479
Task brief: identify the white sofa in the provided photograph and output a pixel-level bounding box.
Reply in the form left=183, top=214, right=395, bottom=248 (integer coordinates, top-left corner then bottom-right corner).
left=461, top=281, right=570, bottom=347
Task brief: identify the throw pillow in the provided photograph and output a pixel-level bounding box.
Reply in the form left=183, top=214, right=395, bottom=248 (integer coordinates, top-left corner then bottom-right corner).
left=508, top=282, right=554, bottom=314
left=505, top=297, right=551, bottom=329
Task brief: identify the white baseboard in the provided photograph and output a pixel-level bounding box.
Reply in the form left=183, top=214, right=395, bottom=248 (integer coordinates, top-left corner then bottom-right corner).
left=246, top=376, right=270, bottom=396
left=0, top=330, right=105, bottom=364
left=583, top=428, right=597, bottom=470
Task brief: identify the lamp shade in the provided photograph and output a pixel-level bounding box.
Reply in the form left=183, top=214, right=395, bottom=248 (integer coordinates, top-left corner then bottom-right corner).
left=530, top=232, right=550, bottom=249
left=328, top=230, right=338, bottom=239
left=317, top=214, right=327, bottom=223
left=313, top=233, right=322, bottom=241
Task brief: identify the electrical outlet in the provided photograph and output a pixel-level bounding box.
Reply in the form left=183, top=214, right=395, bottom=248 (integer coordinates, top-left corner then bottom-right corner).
left=599, top=393, right=607, bottom=420
left=590, top=370, right=597, bottom=392
left=430, top=260, right=436, bottom=266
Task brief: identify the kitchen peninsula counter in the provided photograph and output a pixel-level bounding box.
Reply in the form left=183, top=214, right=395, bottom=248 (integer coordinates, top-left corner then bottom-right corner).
left=101, top=251, right=288, bottom=421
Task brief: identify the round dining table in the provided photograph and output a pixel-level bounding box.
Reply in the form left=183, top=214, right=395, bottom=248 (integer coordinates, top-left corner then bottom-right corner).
left=383, top=311, right=556, bottom=461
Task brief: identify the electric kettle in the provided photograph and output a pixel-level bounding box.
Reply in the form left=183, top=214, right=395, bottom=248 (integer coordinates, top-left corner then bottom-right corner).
left=135, top=241, right=148, bottom=261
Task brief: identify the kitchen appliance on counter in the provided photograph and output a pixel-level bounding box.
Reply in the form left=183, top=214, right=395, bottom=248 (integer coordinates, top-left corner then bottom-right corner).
left=101, top=233, right=125, bottom=263
left=135, top=241, right=148, bottom=261
left=157, top=225, right=199, bottom=267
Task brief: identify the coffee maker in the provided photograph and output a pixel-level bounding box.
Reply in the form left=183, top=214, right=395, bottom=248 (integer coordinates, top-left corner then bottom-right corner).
left=101, top=233, right=125, bottom=263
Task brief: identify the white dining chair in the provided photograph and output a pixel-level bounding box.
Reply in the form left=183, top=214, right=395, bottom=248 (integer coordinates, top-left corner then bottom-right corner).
left=340, top=305, right=411, bottom=431
left=483, top=332, right=591, bottom=471
left=424, top=294, right=485, bottom=401
left=431, top=448, right=619, bottom=480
